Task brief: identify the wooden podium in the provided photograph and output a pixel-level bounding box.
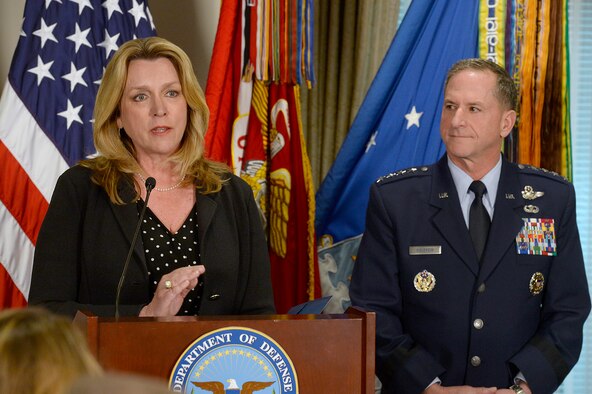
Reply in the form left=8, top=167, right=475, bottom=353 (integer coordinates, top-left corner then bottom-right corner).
left=74, top=307, right=375, bottom=393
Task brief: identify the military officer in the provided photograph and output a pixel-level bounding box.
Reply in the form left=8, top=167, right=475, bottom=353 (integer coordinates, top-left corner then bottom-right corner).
left=349, top=58, right=591, bottom=394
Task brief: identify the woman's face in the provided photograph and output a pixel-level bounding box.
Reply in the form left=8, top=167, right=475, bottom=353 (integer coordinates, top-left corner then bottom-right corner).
left=117, top=57, right=188, bottom=164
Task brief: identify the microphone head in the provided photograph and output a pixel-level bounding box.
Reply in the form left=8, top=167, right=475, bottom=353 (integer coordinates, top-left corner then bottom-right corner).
left=145, top=177, right=156, bottom=192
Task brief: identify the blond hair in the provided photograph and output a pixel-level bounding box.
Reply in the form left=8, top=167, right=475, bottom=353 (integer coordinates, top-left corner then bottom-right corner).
left=80, top=37, right=228, bottom=204
left=0, top=307, right=103, bottom=394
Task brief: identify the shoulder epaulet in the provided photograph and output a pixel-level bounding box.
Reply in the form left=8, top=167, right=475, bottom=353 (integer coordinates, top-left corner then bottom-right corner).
left=517, top=163, right=569, bottom=182
left=376, top=165, right=431, bottom=184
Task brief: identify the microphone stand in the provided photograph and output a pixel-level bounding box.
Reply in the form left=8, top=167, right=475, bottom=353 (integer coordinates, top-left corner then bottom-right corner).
left=115, top=176, right=156, bottom=319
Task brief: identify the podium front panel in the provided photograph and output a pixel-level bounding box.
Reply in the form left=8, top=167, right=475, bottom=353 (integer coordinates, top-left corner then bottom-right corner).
left=75, top=309, right=375, bottom=393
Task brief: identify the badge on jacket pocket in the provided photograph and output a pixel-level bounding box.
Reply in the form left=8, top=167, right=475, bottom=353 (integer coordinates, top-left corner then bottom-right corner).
left=516, top=218, right=557, bottom=256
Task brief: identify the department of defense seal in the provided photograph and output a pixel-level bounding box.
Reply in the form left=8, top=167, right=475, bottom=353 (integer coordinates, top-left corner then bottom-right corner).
left=169, top=327, right=298, bottom=393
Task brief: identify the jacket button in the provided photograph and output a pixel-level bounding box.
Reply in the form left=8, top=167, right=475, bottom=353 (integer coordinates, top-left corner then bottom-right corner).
left=473, top=318, right=484, bottom=330
left=208, top=294, right=221, bottom=300
left=477, top=283, right=486, bottom=293
left=470, top=356, right=481, bottom=367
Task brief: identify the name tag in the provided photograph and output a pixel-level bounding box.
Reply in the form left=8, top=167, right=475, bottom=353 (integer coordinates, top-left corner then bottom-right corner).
left=409, top=245, right=442, bottom=255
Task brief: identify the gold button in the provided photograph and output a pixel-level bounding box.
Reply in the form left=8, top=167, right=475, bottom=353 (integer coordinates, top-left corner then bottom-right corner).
left=477, top=283, right=486, bottom=293
left=470, top=356, right=481, bottom=366
left=473, top=319, right=484, bottom=330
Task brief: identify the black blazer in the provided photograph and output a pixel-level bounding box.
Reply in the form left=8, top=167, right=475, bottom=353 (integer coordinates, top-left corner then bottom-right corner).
left=30, top=165, right=275, bottom=318
left=350, top=155, right=590, bottom=394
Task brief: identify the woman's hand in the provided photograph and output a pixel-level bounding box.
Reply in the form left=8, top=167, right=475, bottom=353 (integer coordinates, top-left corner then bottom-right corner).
left=139, top=265, right=205, bottom=317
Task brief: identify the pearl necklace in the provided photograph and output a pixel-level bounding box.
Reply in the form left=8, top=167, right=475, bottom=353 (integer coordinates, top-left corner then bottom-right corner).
left=137, top=173, right=186, bottom=192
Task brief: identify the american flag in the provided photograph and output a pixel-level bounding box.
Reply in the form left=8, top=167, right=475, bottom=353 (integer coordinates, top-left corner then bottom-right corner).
left=0, top=0, right=156, bottom=308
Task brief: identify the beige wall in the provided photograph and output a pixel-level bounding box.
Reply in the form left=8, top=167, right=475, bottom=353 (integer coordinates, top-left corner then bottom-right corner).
left=0, top=0, right=220, bottom=92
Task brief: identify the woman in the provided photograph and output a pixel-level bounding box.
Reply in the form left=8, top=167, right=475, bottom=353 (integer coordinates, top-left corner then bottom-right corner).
left=0, top=307, right=103, bottom=394
left=29, top=37, right=275, bottom=318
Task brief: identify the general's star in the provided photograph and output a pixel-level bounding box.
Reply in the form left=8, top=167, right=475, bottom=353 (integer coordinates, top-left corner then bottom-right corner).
left=67, top=23, right=92, bottom=53
left=62, top=62, right=88, bottom=92
left=365, top=130, right=378, bottom=153
left=70, top=0, right=94, bottom=15
left=128, top=0, right=147, bottom=27
left=404, top=106, right=423, bottom=130
left=27, top=56, right=55, bottom=86
left=102, top=0, right=123, bottom=19
left=58, top=99, right=84, bottom=129
left=97, top=30, right=120, bottom=58
left=33, top=18, right=58, bottom=48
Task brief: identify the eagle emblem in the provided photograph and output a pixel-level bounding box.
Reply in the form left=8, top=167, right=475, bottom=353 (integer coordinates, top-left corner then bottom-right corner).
left=193, top=378, right=274, bottom=394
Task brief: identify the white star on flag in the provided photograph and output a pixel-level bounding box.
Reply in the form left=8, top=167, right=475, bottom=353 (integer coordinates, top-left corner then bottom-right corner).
left=33, top=18, right=58, bottom=48
left=146, top=7, right=156, bottom=30
left=67, top=23, right=92, bottom=53
left=102, top=0, right=123, bottom=20
left=27, top=55, right=55, bottom=85
left=365, top=131, right=378, bottom=153
left=57, top=99, right=83, bottom=129
left=404, top=106, right=423, bottom=129
left=128, top=0, right=148, bottom=27
left=45, top=0, right=62, bottom=9
left=70, top=0, right=94, bottom=15
left=20, top=18, right=27, bottom=37
left=98, top=30, right=120, bottom=58
left=62, top=62, right=88, bottom=92
left=94, top=67, right=105, bottom=86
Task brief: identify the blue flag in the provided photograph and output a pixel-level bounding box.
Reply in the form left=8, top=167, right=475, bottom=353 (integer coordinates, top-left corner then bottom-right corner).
left=315, top=0, right=479, bottom=313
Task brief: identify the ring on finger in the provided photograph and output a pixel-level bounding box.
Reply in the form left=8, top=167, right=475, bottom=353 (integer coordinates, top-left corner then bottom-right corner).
left=165, top=280, right=173, bottom=289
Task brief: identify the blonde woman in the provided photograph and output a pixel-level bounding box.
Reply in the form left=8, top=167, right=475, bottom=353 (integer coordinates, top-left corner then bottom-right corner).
left=30, top=37, right=274, bottom=318
left=0, top=307, right=102, bottom=394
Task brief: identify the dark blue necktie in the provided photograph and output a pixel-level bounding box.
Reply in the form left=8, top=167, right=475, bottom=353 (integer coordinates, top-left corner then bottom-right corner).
left=469, top=181, right=490, bottom=262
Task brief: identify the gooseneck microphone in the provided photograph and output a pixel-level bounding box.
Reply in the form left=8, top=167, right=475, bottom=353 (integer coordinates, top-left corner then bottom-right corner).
left=115, top=176, right=156, bottom=319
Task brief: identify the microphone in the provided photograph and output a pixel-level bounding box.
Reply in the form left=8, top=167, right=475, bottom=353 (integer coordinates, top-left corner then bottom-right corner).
left=115, top=176, right=156, bottom=319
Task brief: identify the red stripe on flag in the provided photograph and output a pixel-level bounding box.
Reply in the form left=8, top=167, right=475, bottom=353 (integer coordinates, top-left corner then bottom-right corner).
left=0, top=263, right=27, bottom=309
left=0, top=140, right=49, bottom=244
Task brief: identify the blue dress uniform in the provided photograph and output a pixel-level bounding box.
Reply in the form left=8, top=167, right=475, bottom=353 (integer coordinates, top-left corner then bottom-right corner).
left=349, top=155, right=591, bottom=394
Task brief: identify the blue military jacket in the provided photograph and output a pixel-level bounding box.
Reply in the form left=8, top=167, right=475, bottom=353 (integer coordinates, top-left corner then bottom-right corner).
left=349, top=155, right=590, bottom=394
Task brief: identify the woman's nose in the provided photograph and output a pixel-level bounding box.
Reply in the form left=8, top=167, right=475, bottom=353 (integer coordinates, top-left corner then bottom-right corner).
left=152, top=97, right=167, bottom=117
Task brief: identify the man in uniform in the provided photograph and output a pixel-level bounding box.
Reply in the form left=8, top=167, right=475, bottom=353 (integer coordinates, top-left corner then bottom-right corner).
left=349, top=58, right=590, bottom=394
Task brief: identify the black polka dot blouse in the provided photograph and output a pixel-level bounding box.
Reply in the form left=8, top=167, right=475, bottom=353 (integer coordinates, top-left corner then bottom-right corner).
left=138, top=201, right=204, bottom=315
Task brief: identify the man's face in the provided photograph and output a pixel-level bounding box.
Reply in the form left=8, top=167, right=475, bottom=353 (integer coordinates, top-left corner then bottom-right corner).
left=440, top=69, right=516, bottom=168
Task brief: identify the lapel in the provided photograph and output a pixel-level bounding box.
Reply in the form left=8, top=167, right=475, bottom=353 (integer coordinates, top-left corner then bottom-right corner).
left=196, top=191, right=217, bottom=248
left=110, top=177, right=147, bottom=272
left=430, top=156, right=480, bottom=276
left=478, top=158, right=525, bottom=281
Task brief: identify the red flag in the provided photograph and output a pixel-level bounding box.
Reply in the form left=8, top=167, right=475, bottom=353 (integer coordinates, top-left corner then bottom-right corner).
left=204, top=0, right=243, bottom=165
left=205, top=1, right=319, bottom=313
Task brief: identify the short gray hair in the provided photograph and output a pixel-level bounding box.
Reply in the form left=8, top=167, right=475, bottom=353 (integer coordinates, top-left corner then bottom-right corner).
left=445, top=58, right=517, bottom=111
